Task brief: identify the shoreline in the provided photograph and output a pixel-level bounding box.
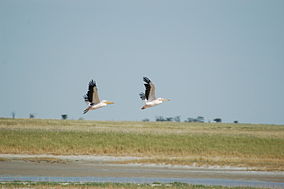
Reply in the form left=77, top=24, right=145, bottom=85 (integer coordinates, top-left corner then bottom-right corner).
left=0, top=153, right=257, bottom=171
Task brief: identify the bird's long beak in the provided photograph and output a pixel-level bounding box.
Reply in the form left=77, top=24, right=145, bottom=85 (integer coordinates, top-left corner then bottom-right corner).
left=162, top=98, right=171, bottom=101
left=106, top=101, right=114, bottom=104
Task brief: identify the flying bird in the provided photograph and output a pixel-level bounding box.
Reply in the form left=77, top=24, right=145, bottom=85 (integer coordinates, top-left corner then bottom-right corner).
left=139, top=77, right=170, bottom=110
left=83, top=80, right=114, bottom=114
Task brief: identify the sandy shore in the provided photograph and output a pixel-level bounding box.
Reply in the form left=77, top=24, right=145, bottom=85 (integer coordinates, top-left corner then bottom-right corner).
left=1, top=154, right=284, bottom=187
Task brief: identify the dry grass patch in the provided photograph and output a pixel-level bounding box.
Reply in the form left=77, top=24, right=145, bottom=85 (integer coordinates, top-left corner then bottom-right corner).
left=0, top=157, right=9, bottom=161
left=20, top=157, right=68, bottom=164
left=1, top=118, right=283, bottom=138
left=1, top=129, right=283, bottom=158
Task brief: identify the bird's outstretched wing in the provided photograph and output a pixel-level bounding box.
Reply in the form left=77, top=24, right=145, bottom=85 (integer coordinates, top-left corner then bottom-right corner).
left=143, top=77, right=156, bottom=101
left=84, top=80, right=100, bottom=105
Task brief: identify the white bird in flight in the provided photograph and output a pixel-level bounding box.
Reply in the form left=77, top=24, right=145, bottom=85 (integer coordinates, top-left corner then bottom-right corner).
left=83, top=80, right=114, bottom=114
left=139, top=77, right=170, bottom=110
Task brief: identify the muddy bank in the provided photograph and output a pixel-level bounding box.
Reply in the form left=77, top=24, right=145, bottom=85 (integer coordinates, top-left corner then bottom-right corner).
left=0, top=154, right=284, bottom=188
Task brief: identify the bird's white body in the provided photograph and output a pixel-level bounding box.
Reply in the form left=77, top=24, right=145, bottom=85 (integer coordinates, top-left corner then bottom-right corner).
left=142, top=98, right=169, bottom=109
left=90, top=102, right=107, bottom=110
left=89, top=100, right=111, bottom=110
left=146, top=98, right=163, bottom=106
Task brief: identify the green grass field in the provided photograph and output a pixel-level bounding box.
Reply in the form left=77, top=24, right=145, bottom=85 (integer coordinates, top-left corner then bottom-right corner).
left=0, top=118, right=283, bottom=170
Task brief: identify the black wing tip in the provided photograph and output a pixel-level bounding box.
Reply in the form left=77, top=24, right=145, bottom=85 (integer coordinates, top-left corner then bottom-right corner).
left=143, top=77, right=151, bottom=83
left=84, top=95, right=88, bottom=101
left=139, top=92, right=146, bottom=100
left=89, top=79, right=96, bottom=87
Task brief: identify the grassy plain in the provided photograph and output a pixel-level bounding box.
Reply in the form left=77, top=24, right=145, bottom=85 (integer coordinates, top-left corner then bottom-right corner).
left=0, top=118, right=283, bottom=170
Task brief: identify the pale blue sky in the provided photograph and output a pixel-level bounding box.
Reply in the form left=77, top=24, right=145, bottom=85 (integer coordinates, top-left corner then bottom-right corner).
left=1, top=0, right=284, bottom=124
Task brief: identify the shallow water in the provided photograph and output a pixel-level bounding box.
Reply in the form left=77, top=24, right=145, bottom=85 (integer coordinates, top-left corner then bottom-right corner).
left=0, top=176, right=284, bottom=188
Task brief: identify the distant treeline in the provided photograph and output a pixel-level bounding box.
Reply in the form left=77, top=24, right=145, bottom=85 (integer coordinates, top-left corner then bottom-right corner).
left=10, top=112, right=238, bottom=124
left=143, top=116, right=229, bottom=123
